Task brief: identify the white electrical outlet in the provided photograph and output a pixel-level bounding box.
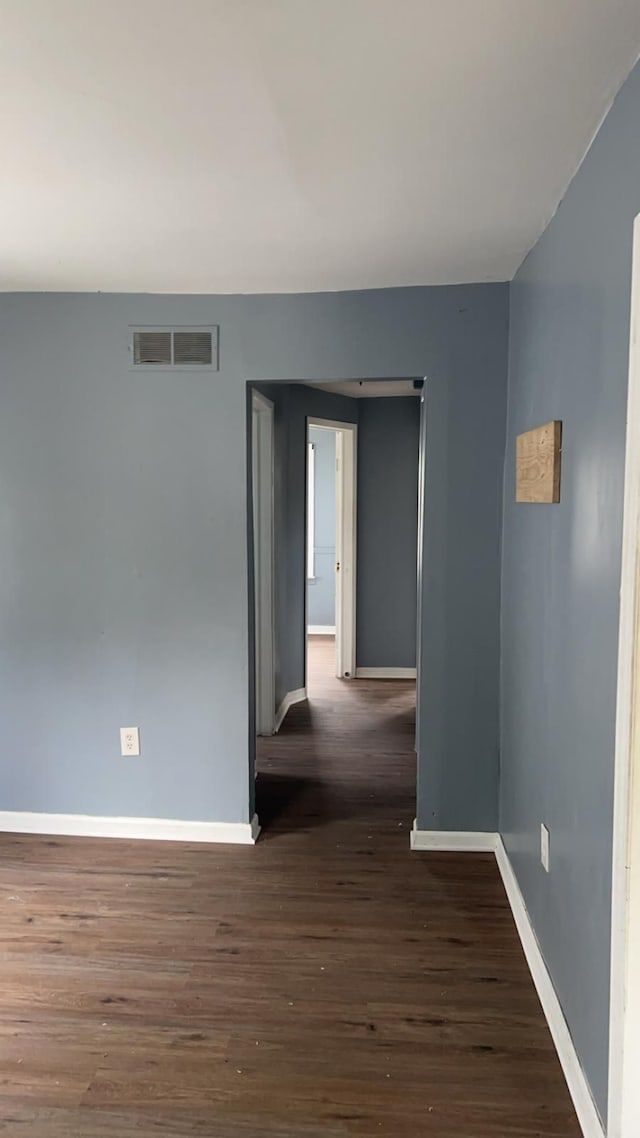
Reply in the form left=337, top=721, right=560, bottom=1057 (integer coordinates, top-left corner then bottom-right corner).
left=120, top=727, right=140, bottom=757
left=540, top=823, right=550, bottom=872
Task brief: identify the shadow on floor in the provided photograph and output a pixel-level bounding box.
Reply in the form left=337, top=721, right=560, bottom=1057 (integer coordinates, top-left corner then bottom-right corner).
left=256, top=636, right=417, bottom=838
left=255, top=770, right=334, bottom=833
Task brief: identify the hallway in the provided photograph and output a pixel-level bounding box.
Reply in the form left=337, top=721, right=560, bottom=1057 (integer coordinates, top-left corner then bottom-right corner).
left=0, top=640, right=581, bottom=1136
left=256, top=635, right=416, bottom=835
left=254, top=637, right=582, bottom=1136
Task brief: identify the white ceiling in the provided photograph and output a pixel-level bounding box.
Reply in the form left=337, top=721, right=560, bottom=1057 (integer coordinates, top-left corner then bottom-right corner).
left=308, top=380, right=419, bottom=399
left=1, top=1, right=640, bottom=294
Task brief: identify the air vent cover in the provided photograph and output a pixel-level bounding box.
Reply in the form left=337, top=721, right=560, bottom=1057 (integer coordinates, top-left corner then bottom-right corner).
left=173, top=331, right=212, bottom=366
left=131, top=327, right=219, bottom=369
left=134, top=331, right=172, bottom=366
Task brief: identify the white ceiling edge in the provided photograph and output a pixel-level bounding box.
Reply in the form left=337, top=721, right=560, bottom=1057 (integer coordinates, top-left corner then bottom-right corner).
left=0, top=277, right=508, bottom=296
left=513, top=46, right=640, bottom=279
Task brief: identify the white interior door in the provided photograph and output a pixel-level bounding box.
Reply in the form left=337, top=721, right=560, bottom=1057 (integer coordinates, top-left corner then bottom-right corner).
left=306, top=417, right=357, bottom=680
left=335, top=426, right=357, bottom=679
left=252, top=392, right=275, bottom=735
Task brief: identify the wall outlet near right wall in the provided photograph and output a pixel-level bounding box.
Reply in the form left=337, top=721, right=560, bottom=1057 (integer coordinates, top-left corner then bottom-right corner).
left=540, top=823, right=550, bottom=872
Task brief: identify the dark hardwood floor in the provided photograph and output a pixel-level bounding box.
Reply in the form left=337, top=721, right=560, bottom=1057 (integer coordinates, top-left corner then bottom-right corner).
left=0, top=637, right=581, bottom=1136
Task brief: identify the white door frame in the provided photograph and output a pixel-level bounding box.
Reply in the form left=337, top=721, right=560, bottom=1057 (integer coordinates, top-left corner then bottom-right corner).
left=252, top=391, right=275, bottom=736
left=609, top=212, right=640, bottom=1137
left=307, top=417, right=357, bottom=680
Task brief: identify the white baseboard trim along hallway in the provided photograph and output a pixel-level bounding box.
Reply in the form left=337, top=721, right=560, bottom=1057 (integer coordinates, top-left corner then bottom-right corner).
left=355, top=667, right=417, bottom=679
left=410, top=823, right=496, bottom=851
left=494, top=838, right=604, bottom=1138
left=0, top=811, right=261, bottom=844
left=274, top=687, right=307, bottom=733
left=307, top=625, right=336, bottom=635
left=411, top=824, right=604, bottom=1138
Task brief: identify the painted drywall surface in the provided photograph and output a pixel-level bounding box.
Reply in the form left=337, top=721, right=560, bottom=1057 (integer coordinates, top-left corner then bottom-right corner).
left=356, top=398, right=420, bottom=668
left=0, top=294, right=252, bottom=823
left=307, top=427, right=336, bottom=629
left=500, top=60, right=640, bottom=1119
left=0, top=284, right=507, bottom=834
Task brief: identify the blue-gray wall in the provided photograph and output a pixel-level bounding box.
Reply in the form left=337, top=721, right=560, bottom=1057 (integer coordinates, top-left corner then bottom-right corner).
left=416, top=313, right=508, bottom=832
left=307, top=426, right=336, bottom=629
left=357, top=397, right=420, bottom=668
left=501, top=58, right=640, bottom=1122
left=0, top=284, right=508, bottom=837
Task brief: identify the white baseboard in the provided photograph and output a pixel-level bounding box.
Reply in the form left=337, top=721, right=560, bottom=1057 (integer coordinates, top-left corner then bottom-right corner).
left=495, top=839, right=604, bottom=1138
left=355, top=667, right=417, bottom=680
left=0, top=810, right=261, bottom=845
left=410, top=827, right=603, bottom=1138
left=308, top=625, right=335, bottom=635
left=274, top=687, right=307, bottom=733
left=410, top=821, right=497, bottom=851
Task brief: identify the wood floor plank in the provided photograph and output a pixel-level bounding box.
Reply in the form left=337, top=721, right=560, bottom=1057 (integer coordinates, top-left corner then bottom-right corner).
left=0, top=638, right=582, bottom=1136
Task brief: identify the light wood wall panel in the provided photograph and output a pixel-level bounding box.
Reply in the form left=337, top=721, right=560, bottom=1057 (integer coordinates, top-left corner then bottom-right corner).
left=516, top=420, right=562, bottom=503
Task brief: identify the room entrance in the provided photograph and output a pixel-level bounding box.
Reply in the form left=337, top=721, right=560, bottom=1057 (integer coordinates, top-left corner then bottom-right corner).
left=305, top=418, right=357, bottom=693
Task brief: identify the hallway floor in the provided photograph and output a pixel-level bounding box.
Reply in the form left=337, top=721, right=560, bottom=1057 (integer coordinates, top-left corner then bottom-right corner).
left=0, top=638, right=581, bottom=1136
left=255, top=637, right=581, bottom=1135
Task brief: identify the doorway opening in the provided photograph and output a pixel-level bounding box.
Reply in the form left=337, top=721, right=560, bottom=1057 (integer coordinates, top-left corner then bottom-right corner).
left=306, top=418, right=357, bottom=696
left=250, top=377, right=423, bottom=840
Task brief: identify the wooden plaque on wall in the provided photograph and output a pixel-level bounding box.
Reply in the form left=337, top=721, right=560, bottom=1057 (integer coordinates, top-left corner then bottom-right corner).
left=516, top=420, right=562, bottom=503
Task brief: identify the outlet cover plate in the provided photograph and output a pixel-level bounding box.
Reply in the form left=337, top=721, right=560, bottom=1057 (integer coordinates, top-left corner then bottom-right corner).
left=120, top=727, right=140, bottom=757
left=540, top=823, right=550, bottom=872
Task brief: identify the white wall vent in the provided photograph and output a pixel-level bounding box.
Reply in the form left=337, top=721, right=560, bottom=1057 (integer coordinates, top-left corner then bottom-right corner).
left=131, top=327, right=218, bottom=369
